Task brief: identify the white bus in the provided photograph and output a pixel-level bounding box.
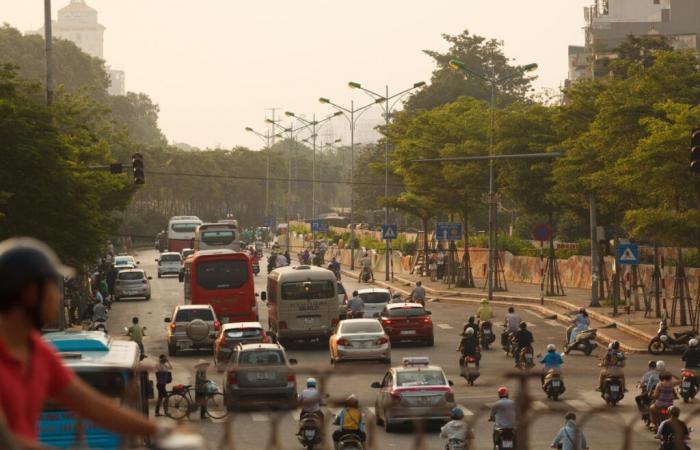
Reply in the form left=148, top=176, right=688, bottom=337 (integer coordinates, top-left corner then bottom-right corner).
left=194, top=222, right=241, bottom=252
left=167, top=216, right=202, bottom=253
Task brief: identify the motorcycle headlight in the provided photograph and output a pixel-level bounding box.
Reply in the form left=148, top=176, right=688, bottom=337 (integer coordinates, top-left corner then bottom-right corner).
left=660, top=335, right=669, bottom=342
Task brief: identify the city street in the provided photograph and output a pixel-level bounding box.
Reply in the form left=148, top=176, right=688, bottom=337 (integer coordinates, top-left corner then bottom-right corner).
left=106, top=249, right=690, bottom=449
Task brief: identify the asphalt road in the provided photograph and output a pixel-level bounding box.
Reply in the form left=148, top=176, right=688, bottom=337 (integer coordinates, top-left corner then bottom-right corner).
left=106, top=248, right=696, bottom=450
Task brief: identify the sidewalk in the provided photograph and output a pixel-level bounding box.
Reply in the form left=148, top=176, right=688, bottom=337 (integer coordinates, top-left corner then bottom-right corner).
left=343, top=266, right=675, bottom=353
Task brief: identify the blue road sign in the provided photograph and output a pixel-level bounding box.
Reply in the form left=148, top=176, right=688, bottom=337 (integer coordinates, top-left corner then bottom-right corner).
left=382, top=224, right=398, bottom=240
left=617, top=243, right=639, bottom=265
left=311, top=220, right=329, bottom=233
left=436, top=222, right=463, bottom=241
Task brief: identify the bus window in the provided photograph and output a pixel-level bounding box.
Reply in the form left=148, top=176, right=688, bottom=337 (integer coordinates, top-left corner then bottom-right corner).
left=197, top=260, right=248, bottom=290
left=281, top=280, right=335, bottom=300
left=201, top=230, right=236, bottom=246
left=171, top=223, right=198, bottom=233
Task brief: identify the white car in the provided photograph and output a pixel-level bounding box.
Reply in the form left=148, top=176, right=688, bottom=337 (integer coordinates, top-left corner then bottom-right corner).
left=358, top=288, right=391, bottom=318
left=113, top=255, right=138, bottom=270
left=156, top=252, right=182, bottom=277
left=329, top=318, right=391, bottom=364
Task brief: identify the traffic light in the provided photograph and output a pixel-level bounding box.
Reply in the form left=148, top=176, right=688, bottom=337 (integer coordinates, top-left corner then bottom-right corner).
left=131, top=153, right=145, bottom=184
left=691, top=128, right=700, bottom=173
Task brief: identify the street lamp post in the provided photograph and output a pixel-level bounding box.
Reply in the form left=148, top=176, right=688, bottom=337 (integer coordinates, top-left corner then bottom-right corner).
left=244, top=127, right=272, bottom=218
left=348, top=81, right=426, bottom=281
left=319, top=96, right=382, bottom=270
left=448, top=59, right=538, bottom=301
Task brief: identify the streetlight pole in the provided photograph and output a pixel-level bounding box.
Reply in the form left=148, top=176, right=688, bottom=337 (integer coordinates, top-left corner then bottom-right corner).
left=448, top=59, right=538, bottom=300
left=347, top=81, right=425, bottom=281
left=319, top=96, right=382, bottom=270
left=44, top=0, right=53, bottom=105
left=244, top=126, right=272, bottom=218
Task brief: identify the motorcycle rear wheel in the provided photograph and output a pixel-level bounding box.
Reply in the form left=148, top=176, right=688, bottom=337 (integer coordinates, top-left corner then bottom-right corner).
left=648, top=341, right=665, bottom=355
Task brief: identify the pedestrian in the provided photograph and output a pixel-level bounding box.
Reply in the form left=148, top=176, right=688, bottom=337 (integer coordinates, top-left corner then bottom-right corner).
left=429, top=251, right=438, bottom=281
left=550, top=412, right=588, bottom=450
left=284, top=251, right=291, bottom=266
left=437, top=249, right=445, bottom=280
left=127, top=317, right=145, bottom=358
left=154, top=355, right=173, bottom=416
left=194, top=359, right=211, bottom=419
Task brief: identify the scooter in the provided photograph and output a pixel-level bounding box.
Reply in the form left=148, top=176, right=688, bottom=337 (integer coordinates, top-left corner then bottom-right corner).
left=681, top=369, right=699, bottom=403
left=636, top=383, right=654, bottom=429
left=601, top=375, right=625, bottom=406
left=564, top=327, right=598, bottom=356
left=445, top=438, right=466, bottom=450
left=501, top=329, right=514, bottom=356
left=479, top=321, right=496, bottom=350
left=252, top=262, right=260, bottom=275
left=460, top=354, right=481, bottom=386
left=516, top=346, right=535, bottom=370
left=650, top=406, right=671, bottom=433
left=649, top=321, right=696, bottom=355
left=493, top=428, right=516, bottom=450
left=360, top=267, right=372, bottom=283
left=335, top=433, right=364, bottom=450
left=543, top=370, right=566, bottom=400
left=297, top=412, right=323, bottom=450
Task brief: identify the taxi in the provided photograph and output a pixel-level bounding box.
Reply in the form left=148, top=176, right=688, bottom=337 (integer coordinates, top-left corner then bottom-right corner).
left=370, top=357, right=455, bottom=432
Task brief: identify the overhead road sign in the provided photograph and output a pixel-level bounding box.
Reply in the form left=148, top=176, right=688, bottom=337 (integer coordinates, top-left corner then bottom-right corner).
left=436, top=223, right=462, bottom=241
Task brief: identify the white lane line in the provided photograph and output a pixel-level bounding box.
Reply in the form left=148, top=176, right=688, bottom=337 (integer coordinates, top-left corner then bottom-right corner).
left=565, top=400, right=592, bottom=412
left=251, top=413, right=269, bottom=422
left=438, top=323, right=453, bottom=329
left=531, top=400, right=549, bottom=411
left=456, top=404, right=474, bottom=416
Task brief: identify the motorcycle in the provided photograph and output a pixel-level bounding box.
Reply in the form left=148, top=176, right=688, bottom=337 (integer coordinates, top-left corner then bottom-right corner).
left=297, top=411, right=323, bottom=450
left=346, top=311, right=364, bottom=319
left=493, top=428, right=516, bottom=450
left=335, top=433, right=364, bottom=450
left=543, top=369, right=566, bottom=400
left=681, top=369, right=698, bottom=403
left=501, top=329, right=514, bottom=356
left=460, top=354, right=480, bottom=386
left=648, top=321, right=696, bottom=355
left=651, top=406, right=671, bottom=433
left=601, top=375, right=625, bottom=406
left=360, top=267, right=371, bottom=283
left=516, top=346, right=535, bottom=370
left=636, top=383, right=654, bottom=429
left=564, top=327, right=598, bottom=356
left=252, top=263, right=260, bottom=275
left=445, top=438, right=466, bottom=450
left=479, top=321, right=496, bottom=350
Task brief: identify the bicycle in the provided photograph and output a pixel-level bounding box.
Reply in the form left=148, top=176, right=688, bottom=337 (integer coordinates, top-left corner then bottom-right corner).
left=164, top=384, right=228, bottom=420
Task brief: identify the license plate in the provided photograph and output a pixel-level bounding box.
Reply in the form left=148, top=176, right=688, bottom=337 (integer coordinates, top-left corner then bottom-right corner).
left=304, top=429, right=316, bottom=439
left=610, top=385, right=620, bottom=392
left=400, top=330, right=417, bottom=335
left=416, top=396, right=431, bottom=405
left=683, top=381, right=691, bottom=388
left=502, top=440, right=514, bottom=449
left=484, top=330, right=492, bottom=335
left=525, top=354, right=533, bottom=361
left=256, top=372, right=274, bottom=380
left=551, top=380, right=561, bottom=387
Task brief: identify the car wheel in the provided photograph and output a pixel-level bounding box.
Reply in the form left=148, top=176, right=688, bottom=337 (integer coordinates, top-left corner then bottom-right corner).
left=158, top=274, right=162, bottom=278
left=383, top=412, right=395, bottom=433
left=145, top=295, right=151, bottom=301
left=381, top=358, right=391, bottom=365
left=375, top=403, right=384, bottom=426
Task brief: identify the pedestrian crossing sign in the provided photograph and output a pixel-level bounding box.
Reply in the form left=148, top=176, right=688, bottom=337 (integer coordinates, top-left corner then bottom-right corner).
left=617, top=243, right=639, bottom=265
left=382, top=224, right=397, bottom=240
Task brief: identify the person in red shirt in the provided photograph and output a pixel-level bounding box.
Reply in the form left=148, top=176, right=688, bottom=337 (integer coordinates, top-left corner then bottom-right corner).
left=0, top=238, right=171, bottom=450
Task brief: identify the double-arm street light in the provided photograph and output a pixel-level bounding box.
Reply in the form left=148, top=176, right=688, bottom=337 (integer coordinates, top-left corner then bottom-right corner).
left=284, top=111, right=343, bottom=227
left=348, top=81, right=426, bottom=280
left=448, top=58, right=538, bottom=300
left=244, top=126, right=272, bottom=219
left=319, top=96, right=383, bottom=270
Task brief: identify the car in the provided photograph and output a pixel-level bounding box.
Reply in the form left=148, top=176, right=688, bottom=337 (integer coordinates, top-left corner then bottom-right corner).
left=214, top=321, right=270, bottom=366
left=223, top=343, right=298, bottom=409
left=380, top=303, right=434, bottom=346
left=156, top=252, right=182, bottom=277
left=113, top=255, right=137, bottom=270
left=113, top=269, right=152, bottom=301
left=164, top=304, right=221, bottom=356
left=371, top=357, right=456, bottom=432
left=181, top=248, right=195, bottom=261
left=358, top=288, right=391, bottom=318
left=337, top=281, right=348, bottom=319
left=329, top=318, right=391, bottom=364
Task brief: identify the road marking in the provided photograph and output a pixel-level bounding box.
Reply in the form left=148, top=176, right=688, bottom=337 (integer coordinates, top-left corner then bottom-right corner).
left=438, top=323, right=453, bottom=329
left=251, top=413, right=269, bottom=422
left=456, top=404, right=474, bottom=416
left=565, top=400, right=592, bottom=412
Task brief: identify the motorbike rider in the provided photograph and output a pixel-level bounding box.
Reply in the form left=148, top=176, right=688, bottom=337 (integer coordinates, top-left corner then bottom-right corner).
left=636, top=360, right=660, bottom=411
left=550, top=413, right=588, bottom=450
left=346, top=291, right=364, bottom=319
left=328, top=257, right=341, bottom=279
left=489, top=387, right=517, bottom=445
left=92, top=297, right=107, bottom=324
left=458, top=328, right=481, bottom=368
left=681, top=338, right=700, bottom=369
left=569, top=307, right=590, bottom=344
left=502, top=307, right=521, bottom=348
left=461, top=316, right=479, bottom=338
left=390, top=291, right=403, bottom=303
left=476, top=298, right=493, bottom=323
left=650, top=371, right=681, bottom=430
left=297, top=378, right=323, bottom=435
left=540, top=343, right=563, bottom=385
left=332, top=394, right=366, bottom=443
left=409, top=281, right=426, bottom=306
left=655, top=405, right=690, bottom=450
left=358, top=252, right=374, bottom=282
left=513, top=322, right=534, bottom=366
left=440, top=407, right=472, bottom=450
left=598, top=341, right=626, bottom=392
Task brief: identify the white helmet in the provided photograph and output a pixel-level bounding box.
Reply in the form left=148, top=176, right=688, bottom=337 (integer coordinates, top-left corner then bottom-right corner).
left=465, top=328, right=475, bottom=335
left=656, top=361, right=666, bottom=372
left=690, top=339, right=699, bottom=348
left=547, top=344, right=556, bottom=352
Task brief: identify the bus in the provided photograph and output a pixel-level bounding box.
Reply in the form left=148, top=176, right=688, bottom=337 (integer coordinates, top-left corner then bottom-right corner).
left=194, top=222, right=240, bottom=252
left=180, top=249, right=257, bottom=323
left=263, top=265, right=339, bottom=344
left=167, top=216, right=202, bottom=253
left=39, top=331, right=147, bottom=449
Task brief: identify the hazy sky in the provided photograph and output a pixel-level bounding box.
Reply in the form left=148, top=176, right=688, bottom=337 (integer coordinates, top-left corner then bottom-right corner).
left=1, top=0, right=589, bottom=150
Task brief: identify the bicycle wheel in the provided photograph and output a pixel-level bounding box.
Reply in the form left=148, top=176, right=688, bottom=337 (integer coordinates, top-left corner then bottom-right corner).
left=164, top=393, right=190, bottom=420
left=205, top=393, right=228, bottom=419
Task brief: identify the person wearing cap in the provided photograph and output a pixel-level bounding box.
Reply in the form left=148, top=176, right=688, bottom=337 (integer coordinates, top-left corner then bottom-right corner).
left=154, top=355, right=173, bottom=417
left=489, top=387, right=517, bottom=441
left=656, top=405, right=690, bottom=450
left=550, top=412, right=588, bottom=450
left=298, top=378, right=323, bottom=418
left=0, top=238, right=173, bottom=449
left=332, top=394, right=365, bottom=443
left=440, top=407, right=472, bottom=449
left=597, top=340, right=626, bottom=392
left=194, top=359, right=212, bottom=419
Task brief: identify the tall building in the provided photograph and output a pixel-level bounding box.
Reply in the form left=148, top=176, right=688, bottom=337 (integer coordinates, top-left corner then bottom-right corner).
left=28, top=0, right=125, bottom=95
left=568, top=0, right=700, bottom=83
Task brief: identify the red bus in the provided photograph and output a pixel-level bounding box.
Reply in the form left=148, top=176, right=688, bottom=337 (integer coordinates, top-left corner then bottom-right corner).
left=180, top=249, right=257, bottom=323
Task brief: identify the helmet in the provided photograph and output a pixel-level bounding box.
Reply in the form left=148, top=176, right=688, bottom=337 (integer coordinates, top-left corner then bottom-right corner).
left=547, top=344, right=556, bottom=352
left=468, top=316, right=475, bottom=323
left=497, top=387, right=509, bottom=398
left=656, top=361, right=666, bottom=371
left=519, top=322, right=527, bottom=329
left=345, top=394, right=359, bottom=407
left=611, top=341, right=620, bottom=350
left=669, top=405, right=681, bottom=417
left=450, top=407, right=464, bottom=420
left=481, top=298, right=489, bottom=304
left=578, top=307, right=586, bottom=314
left=648, top=360, right=657, bottom=369
left=306, top=378, right=317, bottom=388
left=465, top=328, right=475, bottom=335
left=690, top=339, right=699, bottom=348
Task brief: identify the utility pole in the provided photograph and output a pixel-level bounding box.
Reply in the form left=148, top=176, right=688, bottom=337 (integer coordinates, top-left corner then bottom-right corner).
left=44, top=0, right=53, bottom=106
left=589, top=194, right=601, bottom=307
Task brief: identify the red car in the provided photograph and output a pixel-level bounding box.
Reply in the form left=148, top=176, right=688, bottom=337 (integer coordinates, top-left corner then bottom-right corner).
left=379, top=303, right=434, bottom=346
left=214, top=321, right=270, bottom=366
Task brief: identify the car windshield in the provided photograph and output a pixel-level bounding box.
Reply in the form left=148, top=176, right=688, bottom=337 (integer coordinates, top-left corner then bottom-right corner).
left=161, top=254, right=181, bottom=262
left=359, top=292, right=390, bottom=304
left=118, top=271, right=144, bottom=280
left=114, top=258, right=130, bottom=265
left=387, top=307, right=427, bottom=317
left=225, top=328, right=263, bottom=339
left=239, top=350, right=284, bottom=365
left=175, top=309, right=214, bottom=322
left=396, top=370, right=446, bottom=387
left=201, top=230, right=235, bottom=245
left=196, top=259, right=248, bottom=290
left=340, top=321, right=383, bottom=334
left=282, top=280, right=334, bottom=300
left=171, top=223, right=199, bottom=233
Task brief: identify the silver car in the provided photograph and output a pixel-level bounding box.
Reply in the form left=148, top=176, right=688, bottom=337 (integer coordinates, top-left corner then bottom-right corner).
left=223, top=343, right=298, bottom=409
left=357, top=288, right=391, bottom=318
left=165, top=305, right=220, bottom=356
left=371, top=357, right=456, bottom=432
left=113, top=269, right=151, bottom=301
left=330, top=318, right=391, bottom=364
